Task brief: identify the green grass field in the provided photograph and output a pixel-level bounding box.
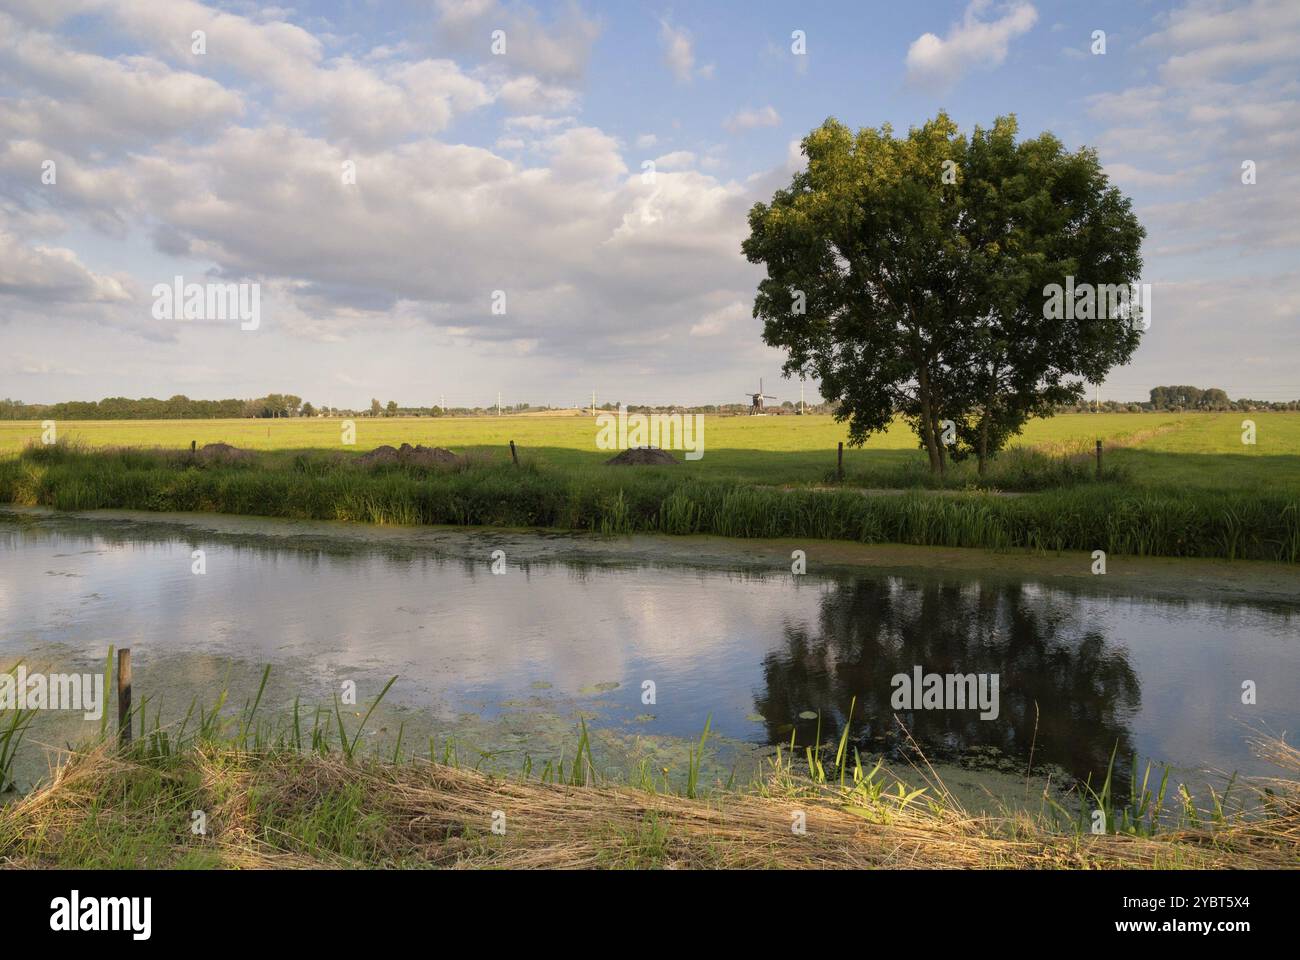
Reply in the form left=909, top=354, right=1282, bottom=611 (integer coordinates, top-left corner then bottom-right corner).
left=3, top=412, right=1298, bottom=561
left=2, top=411, right=1297, bottom=491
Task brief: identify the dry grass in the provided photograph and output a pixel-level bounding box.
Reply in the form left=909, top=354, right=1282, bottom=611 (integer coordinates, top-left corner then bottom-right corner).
left=2, top=743, right=1297, bottom=870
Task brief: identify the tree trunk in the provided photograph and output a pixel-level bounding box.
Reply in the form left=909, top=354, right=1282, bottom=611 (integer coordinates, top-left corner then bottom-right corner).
left=916, top=366, right=943, bottom=474
left=977, top=412, right=989, bottom=475
left=977, top=377, right=997, bottom=476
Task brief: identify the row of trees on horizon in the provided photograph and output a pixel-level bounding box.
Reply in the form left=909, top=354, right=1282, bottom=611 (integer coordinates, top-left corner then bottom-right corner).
left=0, top=386, right=1295, bottom=421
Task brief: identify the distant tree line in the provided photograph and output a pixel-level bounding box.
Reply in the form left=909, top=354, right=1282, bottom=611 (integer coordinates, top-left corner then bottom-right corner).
left=3, top=389, right=1292, bottom=422
left=1055, top=386, right=1299, bottom=414
left=0, top=394, right=306, bottom=420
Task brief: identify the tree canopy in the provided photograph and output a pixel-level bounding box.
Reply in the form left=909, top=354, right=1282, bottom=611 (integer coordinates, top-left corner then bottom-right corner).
left=743, top=113, right=1146, bottom=472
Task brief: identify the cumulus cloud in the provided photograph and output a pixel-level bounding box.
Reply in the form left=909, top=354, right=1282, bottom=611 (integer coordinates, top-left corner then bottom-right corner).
left=505, top=114, right=577, bottom=132
left=306, top=57, right=494, bottom=144
left=724, top=105, right=781, bottom=133
left=108, top=0, right=324, bottom=91
left=0, top=0, right=791, bottom=394
left=434, top=0, right=601, bottom=84
left=428, top=0, right=598, bottom=121
left=0, top=232, right=130, bottom=305
left=0, top=13, right=244, bottom=150
left=1070, top=0, right=1300, bottom=401
left=4, top=108, right=758, bottom=358
left=0, top=0, right=102, bottom=29
left=660, top=19, right=711, bottom=84
left=494, top=74, right=579, bottom=114
left=905, top=0, right=1037, bottom=89
left=1085, top=10, right=1300, bottom=262
left=1102, top=163, right=1191, bottom=190
left=652, top=151, right=696, bottom=171
left=5, top=3, right=497, bottom=146
left=690, top=300, right=749, bottom=337
left=1145, top=0, right=1300, bottom=84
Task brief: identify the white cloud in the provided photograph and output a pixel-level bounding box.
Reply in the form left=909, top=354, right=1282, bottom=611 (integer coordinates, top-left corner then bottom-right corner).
left=690, top=300, right=749, bottom=337
left=1084, top=7, right=1300, bottom=262
left=308, top=57, right=494, bottom=144
left=9, top=4, right=496, bottom=146
left=108, top=0, right=324, bottom=91
left=1102, top=162, right=1189, bottom=189
left=0, top=0, right=101, bottom=29
left=724, top=105, right=781, bottom=133
left=0, top=13, right=244, bottom=149
left=505, top=114, right=577, bottom=132
left=660, top=19, right=707, bottom=84
left=12, top=355, right=86, bottom=376
left=0, top=231, right=132, bottom=305
left=1145, top=0, right=1300, bottom=83
left=494, top=74, right=579, bottom=114
left=1087, top=85, right=1167, bottom=124
left=1072, top=0, right=1300, bottom=400
left=5, top=109, right=761, bottom=359
left=434, top=0, right=601, bottom=83
left=905, top=0, right=1038, bottom=89
left=652, top=151, right=696, bottom=171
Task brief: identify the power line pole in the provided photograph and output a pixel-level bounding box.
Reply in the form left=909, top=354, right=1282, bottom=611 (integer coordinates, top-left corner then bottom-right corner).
left=497, top=391, right=502, bottom=417
left=591, top=390, right=596, bottom=416
left=800, top=380, right=806, bottom=415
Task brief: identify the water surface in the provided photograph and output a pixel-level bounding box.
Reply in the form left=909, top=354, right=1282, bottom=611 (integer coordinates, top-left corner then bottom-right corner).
left=2, top=511, right=1295, bottom=802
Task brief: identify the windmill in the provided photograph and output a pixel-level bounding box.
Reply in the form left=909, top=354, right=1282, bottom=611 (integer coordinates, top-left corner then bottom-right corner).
left=745, top=378, right=777, bottom=415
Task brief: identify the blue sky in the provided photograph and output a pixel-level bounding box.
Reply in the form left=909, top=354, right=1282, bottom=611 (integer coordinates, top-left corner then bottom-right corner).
left=2, top=0, right=1297, bottom=408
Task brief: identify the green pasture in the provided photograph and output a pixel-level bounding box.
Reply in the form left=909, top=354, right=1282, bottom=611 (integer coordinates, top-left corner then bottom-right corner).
left=1, top=412, right=1296, bottom=492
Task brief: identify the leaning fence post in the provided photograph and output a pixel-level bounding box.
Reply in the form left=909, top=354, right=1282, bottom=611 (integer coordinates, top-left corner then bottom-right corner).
left=509, top=440, right=519, bottom=466
left=191, top=440, right=196, bottom=453
left=837, top=442, right=844, bottom=482
left=117, top=648, right=132, bottom=745
left=1095, top=439, right=1103, bottom=479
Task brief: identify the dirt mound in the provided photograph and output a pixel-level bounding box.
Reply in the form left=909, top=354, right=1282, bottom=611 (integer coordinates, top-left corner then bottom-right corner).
left=357, top=443, right=461, bottom=467
left=605, top=447, right=679, bottom=466
left=195, top=442, right=254, bottom=464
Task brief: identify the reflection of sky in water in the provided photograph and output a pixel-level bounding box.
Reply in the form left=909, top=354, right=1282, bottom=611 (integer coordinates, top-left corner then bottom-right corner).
left=1, top=520, right=1296, bottom=789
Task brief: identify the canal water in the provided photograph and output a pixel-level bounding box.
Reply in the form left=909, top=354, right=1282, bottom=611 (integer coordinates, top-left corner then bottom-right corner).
left=1, top=509, right=1295, bottom=806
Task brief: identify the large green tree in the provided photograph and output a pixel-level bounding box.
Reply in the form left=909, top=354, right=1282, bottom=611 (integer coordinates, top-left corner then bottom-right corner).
left=743, top=113, right=1146, bottom=473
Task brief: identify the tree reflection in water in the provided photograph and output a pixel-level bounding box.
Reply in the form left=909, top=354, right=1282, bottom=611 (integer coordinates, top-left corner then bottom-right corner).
left=753, top=577, right=1142, bottom=791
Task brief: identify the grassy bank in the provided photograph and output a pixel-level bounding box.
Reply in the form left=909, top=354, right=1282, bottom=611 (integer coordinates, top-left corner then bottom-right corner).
left=5, top=742, right=1297, bottom=869
left=2, top=442, right=1298, bottom=561
left=3, top=660, right=1296, bottom=870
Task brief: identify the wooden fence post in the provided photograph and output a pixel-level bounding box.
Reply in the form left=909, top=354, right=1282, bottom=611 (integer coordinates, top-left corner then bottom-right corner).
left=117, top=648, right=132, bottom=745
left=191, top=440, right=196, bottom=452
left=509, top=440, right=519, bottom=466
left=1095, top=439, right=1103, bottom=479
left=837, top=442, right=844, bottom=482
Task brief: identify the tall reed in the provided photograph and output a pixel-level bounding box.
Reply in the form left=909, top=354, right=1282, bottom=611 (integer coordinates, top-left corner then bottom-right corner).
left=2, top=443, right=1296, bottom=560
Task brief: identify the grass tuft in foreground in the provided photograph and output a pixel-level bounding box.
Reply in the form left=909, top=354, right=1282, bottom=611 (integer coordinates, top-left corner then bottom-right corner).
left=3, top=738, right=1296, bottom=869
left=1, top=674, right=1296, bottom=869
